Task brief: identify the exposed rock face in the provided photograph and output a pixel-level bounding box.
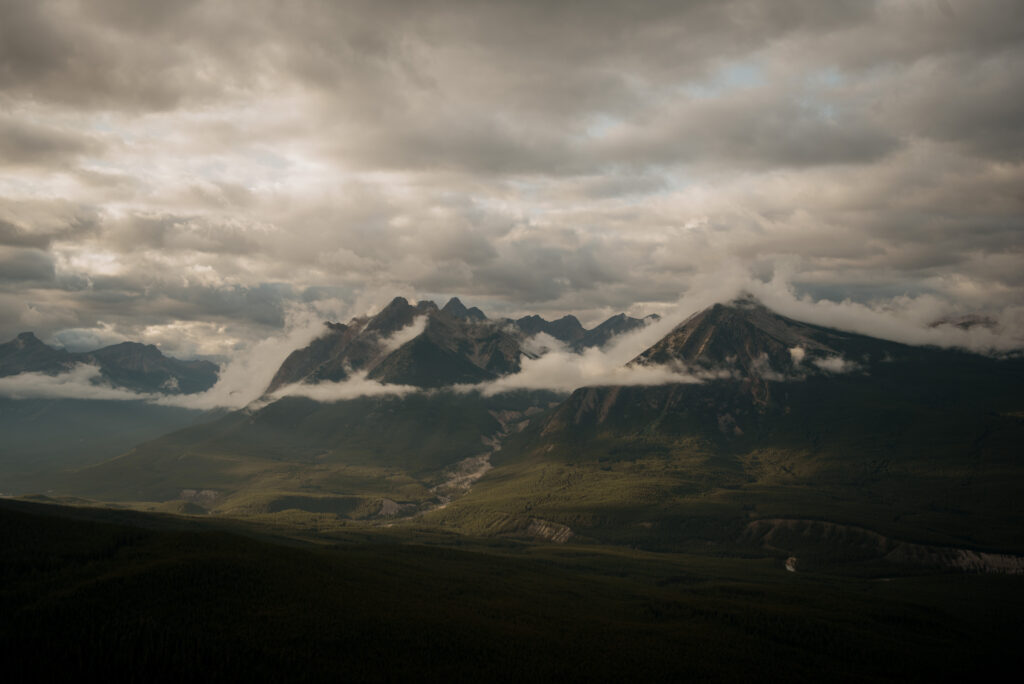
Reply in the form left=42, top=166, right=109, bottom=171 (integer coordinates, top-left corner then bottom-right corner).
left=515, top=312, right=657, bottom=350
left=515, top=314, right=585, bottom=344
left=441, top=296, right=487, bottom=321
left=0, top=332, right=218, bottom=394
left=632, top=296, right=844, bottom=376
left=266, top=296, right=527, bottom=392
left=525, top=518, right=574, bottom=543
left=576, top=313, right=659, bottom=350
left=627, top=295, right=914, bottom=403
left=81, top=342, right=219, bottom=394
left=268, top=297, right=667, bottom=395
left=0, top=332, right=74, bottom=376
left=742, top=518, right=1024, bottom=575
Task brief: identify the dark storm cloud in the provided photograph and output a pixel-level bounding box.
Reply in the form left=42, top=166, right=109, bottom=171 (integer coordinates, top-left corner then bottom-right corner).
left=0, top=0, right=193, bottom=110
left=0, top=220, right=50, bottom=249
left=0, top=116, right=103, bottom=167
left=59, top=276, right=292, bottom=329
left=890, top=47, right=1024, bottom=162
left=0, top=248, right=55, bottom=283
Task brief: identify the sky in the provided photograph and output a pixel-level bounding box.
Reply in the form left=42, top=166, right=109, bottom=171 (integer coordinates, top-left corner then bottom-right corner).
left=2, top=0, right=1023, bottom=362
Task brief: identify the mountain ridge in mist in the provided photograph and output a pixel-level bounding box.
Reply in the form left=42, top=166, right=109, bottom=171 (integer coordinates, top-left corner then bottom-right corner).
left=0, top=332, right=219, bottom=395
left=266, top=296, right=663, bottom=393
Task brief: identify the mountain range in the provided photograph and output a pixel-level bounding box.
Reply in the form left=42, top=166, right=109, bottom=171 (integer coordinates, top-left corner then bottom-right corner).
left=0, top=334, right=221, bottom=491
left=0, top=332, right=219, bottom=395
left=514, top=310, right=659, bottom=350
left=28, top=295, right=1018, bottom=574
left=266, top=296, right=658, bottom=393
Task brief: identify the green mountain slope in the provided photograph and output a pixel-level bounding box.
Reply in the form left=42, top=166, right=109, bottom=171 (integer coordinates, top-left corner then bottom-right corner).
left=62, top=390, right=562, bottom=516
left=0, top=398, right=209, bottom=495
left=37, top=297, right=1024, bottom=574
left=431, top=302, right=1024, bottom=562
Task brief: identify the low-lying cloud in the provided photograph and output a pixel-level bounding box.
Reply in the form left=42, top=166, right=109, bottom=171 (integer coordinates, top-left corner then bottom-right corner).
left=466, top=322, right=700, bottom=395
left=812, top=356, right=860, bottom=374
left=268, top=372, right=419, bottom=404
left=380, top=316, right=426, bottom=353
left=469, top=348, right=698, bottom=396
left=154, top=306, right=332, bottom=410
left=0, top=363, right=155, bottom=401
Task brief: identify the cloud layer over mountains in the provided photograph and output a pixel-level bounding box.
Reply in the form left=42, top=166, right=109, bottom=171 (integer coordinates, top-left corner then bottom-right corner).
left=2, top=0, right=1022, bottom=358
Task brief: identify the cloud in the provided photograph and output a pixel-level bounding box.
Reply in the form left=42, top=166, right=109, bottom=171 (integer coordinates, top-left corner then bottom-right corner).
left=0, top=0, right=1021, bottom=365
left=159, top=303, right=429, bottom=409
left=746, top=274, right=1024, bottom=353
left=380, top=316, right=427, bottom=353
left=812, top=356, right=860, bottom=374
left=268, top=372, right=419, bottom=404
left=471, top=347, right=698, bottom=395
left=0, top=247, right=56, bottom=283
left=0, top=115, right=103, bottom=167
left=51, top=322, right=127, bottom=352
left=463, top=321, right=702, bottom=395
left=789, top=346, right=806, bottom=364
left=153, top=307, right=330, bottom=410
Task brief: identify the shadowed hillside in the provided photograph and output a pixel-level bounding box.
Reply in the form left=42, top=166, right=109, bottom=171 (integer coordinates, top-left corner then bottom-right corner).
left=3, top=498, right=1023, bottom=682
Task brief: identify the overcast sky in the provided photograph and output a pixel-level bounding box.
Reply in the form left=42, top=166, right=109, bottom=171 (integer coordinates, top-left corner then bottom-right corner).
left=2, top=0, right=1022, bottom=359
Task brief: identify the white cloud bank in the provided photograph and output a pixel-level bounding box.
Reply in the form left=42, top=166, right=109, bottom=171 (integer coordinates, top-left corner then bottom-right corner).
left=380, top=316, right=427, bottom=353
left=812, top=356, right=860, bottom=374
left=662, top=265, right=1024, bottom=354
left=268, top=372, right=419, bottom=404
left=153, top=306, right=332, bottom=410
left=469, top=325, right=698, bottom=395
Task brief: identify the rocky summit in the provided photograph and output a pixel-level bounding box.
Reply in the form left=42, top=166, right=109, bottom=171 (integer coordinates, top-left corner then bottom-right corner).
left=266, top=296, right=527, bottom=392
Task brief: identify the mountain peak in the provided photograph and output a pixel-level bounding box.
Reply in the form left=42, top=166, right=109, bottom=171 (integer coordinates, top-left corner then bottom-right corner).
left=14, top=331, right=45, bottom=347
left=416, top=300, right=439, bottom=313
left=1, top=332, right=71, bottom=376
left=99, top=340, right=162, bottom=356
left=266, top=295, right=522, bottom=392
left=365, top=296, right=417, bottom=335
left=546, top=315, right=585, bottom=342
left=728, top=292, right=765, bottom=308
left=573, top=313, right=654, bottom=350
left=632, top=298, right=846, bottom=383
left=443, top=296, right=465, bottom=309
left=442, top=297, right=486, bottom=321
